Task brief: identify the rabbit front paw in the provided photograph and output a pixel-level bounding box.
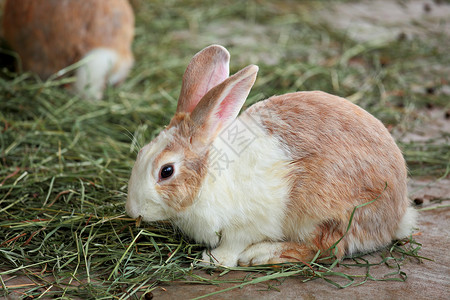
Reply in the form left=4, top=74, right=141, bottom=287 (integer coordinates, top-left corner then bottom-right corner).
left=200, top=248, right=239, bottom=268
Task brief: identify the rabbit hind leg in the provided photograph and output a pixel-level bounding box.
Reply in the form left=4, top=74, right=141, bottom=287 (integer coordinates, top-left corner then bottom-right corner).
left=238, top=242, right=320, bottom=266
left=238, top=225, right=347, bottom=267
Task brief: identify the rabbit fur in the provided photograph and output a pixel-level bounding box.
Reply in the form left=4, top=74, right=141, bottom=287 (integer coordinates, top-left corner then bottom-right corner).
left=126, top=45, right=416, bottom=267
left=2, top=0, right=134, bottom=100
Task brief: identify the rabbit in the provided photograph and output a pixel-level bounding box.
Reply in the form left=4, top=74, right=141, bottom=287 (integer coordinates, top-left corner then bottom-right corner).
left=125, top=45, right=417, bottom=267
left=2, top=0, right=134, bottom=100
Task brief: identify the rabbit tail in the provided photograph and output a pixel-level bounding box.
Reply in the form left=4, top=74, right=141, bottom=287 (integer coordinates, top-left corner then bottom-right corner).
left=395, top=206, right=417, bottom=240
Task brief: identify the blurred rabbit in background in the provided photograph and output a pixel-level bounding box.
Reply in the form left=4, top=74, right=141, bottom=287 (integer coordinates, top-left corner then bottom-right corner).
left=2, top=0, right=135, bottom=100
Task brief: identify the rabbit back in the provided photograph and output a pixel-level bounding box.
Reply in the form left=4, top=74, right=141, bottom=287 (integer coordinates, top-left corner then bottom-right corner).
left=245, top=91, right=412, bottom=255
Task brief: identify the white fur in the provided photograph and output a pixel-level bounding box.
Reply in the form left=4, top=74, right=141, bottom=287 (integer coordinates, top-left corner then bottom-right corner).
left=108, top=54, right=134, bottom=86
left=174, top=113, right=292, bottom=267
left=395, top=206, right=418, bottom=239
left=238, top=242, right=283, bottom=266
left=126, top=127, right=180, bottom=221
left=75, top=48, right=133, bottom=100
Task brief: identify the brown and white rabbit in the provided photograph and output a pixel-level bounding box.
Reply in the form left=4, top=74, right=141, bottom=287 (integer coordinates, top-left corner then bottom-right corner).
left=2, top=0, right=134, bottom=100
left=126, top=45, right=417, bottom=267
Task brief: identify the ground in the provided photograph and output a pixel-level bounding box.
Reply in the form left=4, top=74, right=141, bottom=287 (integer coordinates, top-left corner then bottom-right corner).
left=148, top=187, right=449, bottom=300
left=0, top=0, right=449, bottom=299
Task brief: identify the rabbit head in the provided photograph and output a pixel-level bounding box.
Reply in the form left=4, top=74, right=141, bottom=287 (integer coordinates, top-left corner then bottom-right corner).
left=126, top=45, right=258, bottom=222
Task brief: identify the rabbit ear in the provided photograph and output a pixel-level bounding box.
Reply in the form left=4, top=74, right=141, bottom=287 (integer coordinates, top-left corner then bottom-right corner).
left=190, top=64, right=258, bottom=144
left=176, top=45, right=230, bottom=114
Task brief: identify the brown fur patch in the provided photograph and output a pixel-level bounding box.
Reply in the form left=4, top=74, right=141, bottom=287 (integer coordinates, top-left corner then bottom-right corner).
left=309, top=219, right=347, bottom=258
left=247, top=91, right=409, bottom=256
left=265, top=242, right=318, bottom=265
left=155, top=113, right=208, bottom=211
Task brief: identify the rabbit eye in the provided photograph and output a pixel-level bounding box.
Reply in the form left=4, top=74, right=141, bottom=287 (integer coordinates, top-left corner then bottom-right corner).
left=159, top=164, right=174, bottom=180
